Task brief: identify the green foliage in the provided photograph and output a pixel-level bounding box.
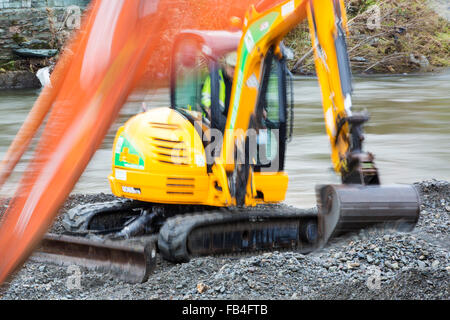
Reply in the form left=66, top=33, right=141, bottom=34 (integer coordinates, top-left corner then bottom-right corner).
left=12, top=33, right=27, bottom=45
left=0, top=61, right=18, bottom=72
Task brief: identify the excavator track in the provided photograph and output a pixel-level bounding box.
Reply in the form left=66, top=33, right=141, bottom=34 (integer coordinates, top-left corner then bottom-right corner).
left=158, top=208, right=319, bottom=262
left=158, top=185, right=420, bottom=262
left=62, top=198, right=147, bottom=235
left=55, top=183, right=420, bottom=281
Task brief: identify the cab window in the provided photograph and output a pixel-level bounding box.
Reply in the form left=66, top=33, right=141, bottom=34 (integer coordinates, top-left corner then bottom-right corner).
left=172, top=40, right=209, bottom=118
left=255, top=50, right=287, bottom=172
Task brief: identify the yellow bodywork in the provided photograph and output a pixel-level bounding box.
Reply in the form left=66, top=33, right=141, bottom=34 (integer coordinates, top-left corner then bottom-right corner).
left=109, top=107, right=288, bottom=206
left=110, top=0, right=353, bottom=207
left=222, top=0, right=351, bottom=174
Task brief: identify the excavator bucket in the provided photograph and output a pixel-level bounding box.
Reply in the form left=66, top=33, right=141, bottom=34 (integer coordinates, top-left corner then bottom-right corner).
left=316, top=184, right=420, bottom=246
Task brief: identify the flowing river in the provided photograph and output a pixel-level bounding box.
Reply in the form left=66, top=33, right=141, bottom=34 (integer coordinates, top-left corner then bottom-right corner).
left=0, top=71, right=449, bottom=207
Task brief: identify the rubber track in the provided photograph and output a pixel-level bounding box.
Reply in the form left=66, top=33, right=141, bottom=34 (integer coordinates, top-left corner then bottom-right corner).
left=158, top=208, right=318, bottom=262
left=62, top=198, right=143, bottom=235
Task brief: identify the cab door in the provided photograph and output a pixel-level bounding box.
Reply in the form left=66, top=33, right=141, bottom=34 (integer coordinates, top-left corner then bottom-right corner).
left=254, top=49, right=288, bottom=173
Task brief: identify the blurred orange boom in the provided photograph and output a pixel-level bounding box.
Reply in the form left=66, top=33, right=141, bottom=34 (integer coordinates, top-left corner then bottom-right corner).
left=0, top=0, right=262, bottom=284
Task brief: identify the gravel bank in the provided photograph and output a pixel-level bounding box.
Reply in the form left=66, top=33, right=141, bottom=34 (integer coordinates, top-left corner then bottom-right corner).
left=1, top=180, right=448, bottom=300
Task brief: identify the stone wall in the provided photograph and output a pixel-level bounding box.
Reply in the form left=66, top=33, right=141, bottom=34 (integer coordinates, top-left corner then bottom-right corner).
left=0, top=0, right=90, bottom=62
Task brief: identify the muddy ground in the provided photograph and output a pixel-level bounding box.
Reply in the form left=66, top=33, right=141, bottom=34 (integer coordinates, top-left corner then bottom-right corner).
left=0, top=180, right=448, bottom=300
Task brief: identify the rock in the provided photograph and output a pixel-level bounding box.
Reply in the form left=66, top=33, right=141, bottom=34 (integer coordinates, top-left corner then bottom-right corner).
left=20, top=39, right=52, bottom=49
left=409, top=53, right=430, bottom=70
left=0, top=71, right=41, bottom=90
left=13, top=48, right=58, bottom=59
left=431, top=260, right=440, bottom=269
left=196, top=283, right=208, bottom=294
left=417, top=261, right=426, bottom=268
left=351, top=56, right=367, bottom=62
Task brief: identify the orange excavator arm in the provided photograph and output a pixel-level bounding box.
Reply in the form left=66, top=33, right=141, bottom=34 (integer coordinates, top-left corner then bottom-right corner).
left=0, top=0, right=265, bottom=287
left=0, top=0, right=166, bottom=284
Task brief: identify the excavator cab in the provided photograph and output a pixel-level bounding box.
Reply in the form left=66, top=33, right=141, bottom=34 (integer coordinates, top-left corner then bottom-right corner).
left=169, top=31, right=291, bottom=179
left=170, top=31, right=239, bottom=133
left=170, top=38, right=212, bottom=123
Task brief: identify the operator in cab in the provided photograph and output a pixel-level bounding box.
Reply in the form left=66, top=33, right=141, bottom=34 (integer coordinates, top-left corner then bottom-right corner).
left=201, top=51, right=237, bottom=126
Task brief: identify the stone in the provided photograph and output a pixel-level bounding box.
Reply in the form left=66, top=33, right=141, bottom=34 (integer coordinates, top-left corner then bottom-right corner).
left=13, top=48, right=58, bottom=58
left=196, top=282, right=208, bottom=294
left=409, top=54, right=430, bottom=70
left=348, top=262, right=360, bottom=269
left=351, top=56, right=367, bottom=62
left=0, top=71, right=41, bottom=89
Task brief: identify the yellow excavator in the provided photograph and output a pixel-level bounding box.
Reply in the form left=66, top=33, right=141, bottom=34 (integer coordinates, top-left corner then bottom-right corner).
left=42, top=0, right=421, bottom=281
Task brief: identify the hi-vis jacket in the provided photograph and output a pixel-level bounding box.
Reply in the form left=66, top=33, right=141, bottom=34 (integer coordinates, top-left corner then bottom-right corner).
left=201, top=69, right=226, bottom=111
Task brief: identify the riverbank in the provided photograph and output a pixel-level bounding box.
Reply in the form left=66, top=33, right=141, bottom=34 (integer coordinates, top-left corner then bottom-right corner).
left=1, top=0, right=448, bottom=90
left=0, top=180, right=448, bottom=300
left=286, top=0, right=450, bottom=74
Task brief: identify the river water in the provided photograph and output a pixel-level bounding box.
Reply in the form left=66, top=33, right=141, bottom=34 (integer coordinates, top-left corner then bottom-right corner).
left=0, top=71, right=449, bottom=207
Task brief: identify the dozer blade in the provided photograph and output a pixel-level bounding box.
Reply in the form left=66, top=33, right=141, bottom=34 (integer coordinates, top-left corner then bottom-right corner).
left=30, top=234, right=157, bottom=283
left=316, top=184, right=420, bottom=246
